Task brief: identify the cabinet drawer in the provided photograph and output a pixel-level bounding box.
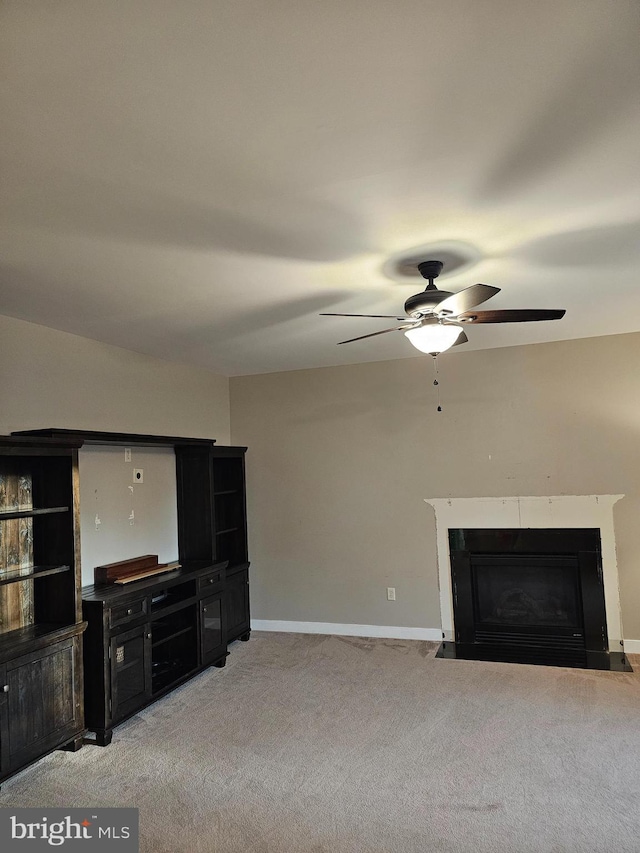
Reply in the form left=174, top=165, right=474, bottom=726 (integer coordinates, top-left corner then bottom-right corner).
left=110, top=598, right=147, bottom=628
left=197, top=569, right=224, bottom=593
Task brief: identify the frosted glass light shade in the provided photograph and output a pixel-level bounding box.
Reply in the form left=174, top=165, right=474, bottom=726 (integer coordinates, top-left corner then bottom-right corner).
left=404, top=322, right=463, bottom=354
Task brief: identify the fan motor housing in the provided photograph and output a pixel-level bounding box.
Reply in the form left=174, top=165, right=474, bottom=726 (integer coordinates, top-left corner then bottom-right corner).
left=404, top=289, right=453, bottom=318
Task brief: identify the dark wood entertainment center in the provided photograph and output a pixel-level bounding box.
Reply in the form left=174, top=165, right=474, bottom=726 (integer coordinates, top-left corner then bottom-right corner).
left=9, top=429, right=250, bottom=754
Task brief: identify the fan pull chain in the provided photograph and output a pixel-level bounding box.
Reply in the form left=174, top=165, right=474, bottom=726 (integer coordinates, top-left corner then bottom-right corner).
left=432, top=355, right=442, bottom=412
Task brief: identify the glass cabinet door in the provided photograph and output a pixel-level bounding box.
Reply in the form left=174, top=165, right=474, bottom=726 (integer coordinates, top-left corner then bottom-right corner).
left=110, top=625, right=151, bottom=722
left=225, top=567, right=250, bottom=641
left=200, top=592, right=225, bottom=665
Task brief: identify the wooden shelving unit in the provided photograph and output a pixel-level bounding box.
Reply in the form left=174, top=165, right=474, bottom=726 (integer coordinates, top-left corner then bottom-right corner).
left=0, top=436, right=86, bottom=783
left=176, top=444, right=250, bottom=644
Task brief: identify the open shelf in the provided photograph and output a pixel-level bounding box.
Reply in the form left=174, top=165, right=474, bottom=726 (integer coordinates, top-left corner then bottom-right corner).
left=0, top=506, right=69, bottom=520
left=150, top=582, right=197, bottom=614
left=0, top=564, right=70, bottom=586
left=152, top=662, right=198, bottom=694
left=152, top=625, right=194, bottom=649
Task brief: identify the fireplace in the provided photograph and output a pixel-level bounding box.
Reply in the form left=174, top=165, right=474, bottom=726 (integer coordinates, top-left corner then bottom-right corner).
left=440, top=527, right=625, bottom=668
left=426, top=496, right=631, bottom=672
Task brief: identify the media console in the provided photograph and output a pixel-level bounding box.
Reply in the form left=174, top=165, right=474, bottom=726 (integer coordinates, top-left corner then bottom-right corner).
left=82, top=561, right=228, bottom=745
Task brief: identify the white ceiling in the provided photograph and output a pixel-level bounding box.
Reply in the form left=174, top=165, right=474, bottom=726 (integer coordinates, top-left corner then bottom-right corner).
left=1, top=1, right=639, bottom=376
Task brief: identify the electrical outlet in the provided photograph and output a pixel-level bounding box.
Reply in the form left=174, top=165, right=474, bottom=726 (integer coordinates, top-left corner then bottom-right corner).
left=124, top=448, right=132, bottom=462
left=133, top=468, right=144, bottom=483
left=387, top=587, right=396, bottom=601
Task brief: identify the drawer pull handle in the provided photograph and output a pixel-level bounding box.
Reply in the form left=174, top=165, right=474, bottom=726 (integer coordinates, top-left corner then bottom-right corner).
left=203, top=607, right=207, bottom=613
left=127, top=608, right=133, bottom=615
left=146, top=633, right=152, bottom=639
left=2, top=685, right=8, bottom=693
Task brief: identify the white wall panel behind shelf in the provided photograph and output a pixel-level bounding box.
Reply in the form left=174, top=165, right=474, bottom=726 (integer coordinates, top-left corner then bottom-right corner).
left=79, top=445, right=178, bottom=587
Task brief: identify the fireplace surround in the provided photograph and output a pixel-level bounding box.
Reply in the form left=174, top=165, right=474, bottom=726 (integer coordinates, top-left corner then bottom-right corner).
left=426, top=496, right=631, bottom=671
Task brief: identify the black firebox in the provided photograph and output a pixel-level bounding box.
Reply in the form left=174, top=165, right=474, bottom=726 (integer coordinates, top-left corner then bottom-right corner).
left=437, top=528, right=631, bottom=671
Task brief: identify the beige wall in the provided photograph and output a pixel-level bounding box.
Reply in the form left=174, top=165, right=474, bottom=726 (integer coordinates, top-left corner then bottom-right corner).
left=0, top=313, right=230, bottom=441
left=0, top=313, right=230, bottom=581
left=230, top=331, right=640, bottom=639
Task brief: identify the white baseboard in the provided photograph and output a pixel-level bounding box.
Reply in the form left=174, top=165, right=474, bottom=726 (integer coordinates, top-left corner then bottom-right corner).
left=250, top=619, right=443, bottom=641
left=250, top=622, right=640, bottom=652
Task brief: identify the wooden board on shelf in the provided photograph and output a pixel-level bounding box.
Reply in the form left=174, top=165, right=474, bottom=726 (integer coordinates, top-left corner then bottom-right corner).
left=95, top=554, right=158, bottom=584
left=114, top=564, right=181, bottom=585
left=95, top=554, right=181, bottom=585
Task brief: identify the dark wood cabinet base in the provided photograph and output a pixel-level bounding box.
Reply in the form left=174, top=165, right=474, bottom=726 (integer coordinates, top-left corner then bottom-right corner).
left=87, top=730, right=114, bottom=748
left=60, top=734, right=85, bottom=752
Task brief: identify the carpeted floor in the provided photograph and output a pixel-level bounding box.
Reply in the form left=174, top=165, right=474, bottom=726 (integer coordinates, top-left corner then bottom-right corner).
left=1, top=632, right=639, bottom=852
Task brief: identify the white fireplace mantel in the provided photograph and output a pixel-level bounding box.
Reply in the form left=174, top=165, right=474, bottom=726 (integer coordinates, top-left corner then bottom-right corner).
left=425, top=495, right=624, bottom=651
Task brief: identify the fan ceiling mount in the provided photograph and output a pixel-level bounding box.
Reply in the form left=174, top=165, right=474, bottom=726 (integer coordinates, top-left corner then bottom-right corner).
left=321, top=259, right=566, bottom=355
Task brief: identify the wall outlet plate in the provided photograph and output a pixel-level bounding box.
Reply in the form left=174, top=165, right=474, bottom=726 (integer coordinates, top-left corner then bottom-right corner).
left=387, top=587, right=396, bottom=601
left=133, top=468, right=144, bottom=483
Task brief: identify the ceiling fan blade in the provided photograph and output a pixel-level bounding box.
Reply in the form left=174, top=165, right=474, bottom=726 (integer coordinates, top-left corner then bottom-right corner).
left=320, top=313, right=409, bottom=320
left=435, top=284, right=501, bottom=316
left=451, top=330, right=469, bottom=347
left=458, top=309, right=566, bottom=324
left=336, top=324, right=417, bottom=345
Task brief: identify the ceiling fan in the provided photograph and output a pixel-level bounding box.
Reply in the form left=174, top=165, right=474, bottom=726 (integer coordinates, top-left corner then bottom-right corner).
left=321, top=260, right=566, bottom=355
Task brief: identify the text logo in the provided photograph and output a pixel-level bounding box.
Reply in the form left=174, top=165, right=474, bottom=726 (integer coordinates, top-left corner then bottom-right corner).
left=0, top=808, right=138, bottom=851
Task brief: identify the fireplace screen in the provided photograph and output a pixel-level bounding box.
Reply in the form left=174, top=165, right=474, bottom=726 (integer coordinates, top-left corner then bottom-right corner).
left=473, top=555, right=582, bottom=630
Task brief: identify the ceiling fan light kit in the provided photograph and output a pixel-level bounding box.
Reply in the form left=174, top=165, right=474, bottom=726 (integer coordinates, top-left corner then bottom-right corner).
left=404, top=320, right=463, bottom=355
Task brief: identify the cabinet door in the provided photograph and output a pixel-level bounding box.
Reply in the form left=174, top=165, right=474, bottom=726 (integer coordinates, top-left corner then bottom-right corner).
left=200, top=592, right=225, bottom=665
left=0, top=664, right=8, bottom=776
left=110, top=625, right=151, bottom=723
left=5, top=638, right=80, bottom=772
left=225, top=567, right=250, bottom=642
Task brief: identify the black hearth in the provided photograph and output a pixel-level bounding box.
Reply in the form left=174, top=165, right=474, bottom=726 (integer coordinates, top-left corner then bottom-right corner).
left=437, top=528, right=631, bottom=671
